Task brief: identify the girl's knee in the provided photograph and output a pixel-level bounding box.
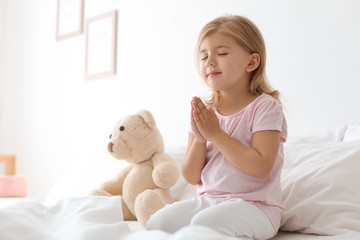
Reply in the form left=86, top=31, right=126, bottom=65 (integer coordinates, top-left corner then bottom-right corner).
left=190, top=211, right=219, bottom=230
left=190, top=210, right=275, bottom=239
left=145, top=216, right=161, bottom=231
left=145, top=208, right=171, bottom=231
left=145, top=200, right=194, bottom=233
left=191, top=214, right=237, bottom=237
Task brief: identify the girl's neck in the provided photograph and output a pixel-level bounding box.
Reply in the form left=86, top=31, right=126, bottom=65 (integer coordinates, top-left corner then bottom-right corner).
left=217, top=89, right=260, bottom=116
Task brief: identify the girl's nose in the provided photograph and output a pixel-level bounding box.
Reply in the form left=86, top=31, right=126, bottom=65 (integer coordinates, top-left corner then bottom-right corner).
left=206, top=56, right=216, bottom=67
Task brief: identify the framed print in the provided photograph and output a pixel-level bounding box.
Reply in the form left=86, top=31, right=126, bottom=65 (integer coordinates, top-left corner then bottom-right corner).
left=84, top=11, right=117, bottom=80
left=56, top=0, right=84, bottom=41
left=0, top=155, right=17, bottom=176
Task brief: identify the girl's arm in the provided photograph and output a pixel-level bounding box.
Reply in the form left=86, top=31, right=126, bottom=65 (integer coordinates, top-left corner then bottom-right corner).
left=210, top=130, right=280, bottom=179
left=180, top=98, right=208, bottom=185
left=192, top=97, right=280, bottom=179
left=181, top=133, right=207, bottom=185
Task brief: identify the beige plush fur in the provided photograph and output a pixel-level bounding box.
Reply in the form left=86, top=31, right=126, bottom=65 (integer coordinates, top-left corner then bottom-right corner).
left=91, top=110, right=179, bottom=227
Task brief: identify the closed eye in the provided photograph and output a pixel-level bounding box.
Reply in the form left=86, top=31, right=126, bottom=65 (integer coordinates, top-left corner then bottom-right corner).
left=201, top=53, right=227, bottom=61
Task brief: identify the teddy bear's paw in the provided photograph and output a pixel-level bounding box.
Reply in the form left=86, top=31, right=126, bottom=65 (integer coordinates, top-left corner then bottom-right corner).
left=153, top=162, right=179, bottom=189
left=134, top=189, right=172, bottom=227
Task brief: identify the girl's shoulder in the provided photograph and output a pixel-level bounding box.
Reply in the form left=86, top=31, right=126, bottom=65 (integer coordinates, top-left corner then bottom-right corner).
left=251, top=93, right=282, bottom=109
left=235, top=93, right=277, bottom=113
left=244, top=94, right=284, bottom=120
left=255, top=93, right=279, bottom=103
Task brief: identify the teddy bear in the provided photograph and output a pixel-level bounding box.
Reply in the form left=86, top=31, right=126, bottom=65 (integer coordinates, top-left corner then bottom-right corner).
left=91, top=110, right=179, bottom=227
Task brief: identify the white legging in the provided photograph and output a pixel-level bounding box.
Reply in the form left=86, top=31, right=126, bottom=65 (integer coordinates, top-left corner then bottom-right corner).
left=146, top=196, right=275, bottom=239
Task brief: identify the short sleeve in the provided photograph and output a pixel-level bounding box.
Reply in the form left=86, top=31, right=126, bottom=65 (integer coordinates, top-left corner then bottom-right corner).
left=251, top=97, right=287, bottom=142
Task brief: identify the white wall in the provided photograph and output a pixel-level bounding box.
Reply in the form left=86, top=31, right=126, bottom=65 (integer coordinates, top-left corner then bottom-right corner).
left=0, top=0, right=5, bottom=147
left=1, top=0, right=359, bottom=201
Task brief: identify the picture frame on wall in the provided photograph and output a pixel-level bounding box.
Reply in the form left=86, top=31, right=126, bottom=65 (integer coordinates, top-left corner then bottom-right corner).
left=84, top=11, right=117, bottom=80
left=56, top=0, right=84, bottom=41
left=0, top=155, right=17, bottom=176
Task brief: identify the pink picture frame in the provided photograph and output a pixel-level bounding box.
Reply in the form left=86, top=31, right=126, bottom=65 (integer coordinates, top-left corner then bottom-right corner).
left=84, top=11, right=117, bottom=80
left=56, top=0, right=84, bottom=41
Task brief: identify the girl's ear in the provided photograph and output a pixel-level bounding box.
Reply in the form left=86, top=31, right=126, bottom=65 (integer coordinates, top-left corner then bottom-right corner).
left=245, top=53, right=261, bottom=72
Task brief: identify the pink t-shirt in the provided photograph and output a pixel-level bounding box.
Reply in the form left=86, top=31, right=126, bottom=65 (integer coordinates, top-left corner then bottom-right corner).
left=197, top=94, right=287, bottom=232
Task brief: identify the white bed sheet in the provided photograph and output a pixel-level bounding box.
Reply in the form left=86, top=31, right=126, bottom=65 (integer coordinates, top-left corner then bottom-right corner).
left=274, top=232, right=360, bottom=240
left=127, top=223, right=360, bottom=240
left=1, top=196, right=359, bottom=240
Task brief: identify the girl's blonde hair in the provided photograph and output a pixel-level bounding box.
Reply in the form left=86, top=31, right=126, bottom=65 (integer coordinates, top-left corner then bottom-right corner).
left=196, top=15, right=280, bottom=107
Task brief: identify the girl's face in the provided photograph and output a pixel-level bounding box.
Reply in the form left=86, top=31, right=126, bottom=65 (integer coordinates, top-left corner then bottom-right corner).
left=198, top=31, right=252, bottom=93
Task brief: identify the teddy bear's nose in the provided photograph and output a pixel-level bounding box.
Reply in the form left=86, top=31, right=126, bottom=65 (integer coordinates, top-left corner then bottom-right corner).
left=107, top=142, right=113, bottom=153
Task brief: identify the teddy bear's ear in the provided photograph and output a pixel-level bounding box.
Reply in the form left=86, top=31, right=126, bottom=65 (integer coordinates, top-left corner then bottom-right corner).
left=137, top=110, right=156, bottom=129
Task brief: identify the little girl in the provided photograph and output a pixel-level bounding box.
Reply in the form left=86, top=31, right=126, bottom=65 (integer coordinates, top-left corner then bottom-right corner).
left=146, top=15, right=287, bottom=240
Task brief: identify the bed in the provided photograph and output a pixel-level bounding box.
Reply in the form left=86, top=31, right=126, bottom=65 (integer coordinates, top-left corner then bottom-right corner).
left=1, top=122, right=360, bottom=240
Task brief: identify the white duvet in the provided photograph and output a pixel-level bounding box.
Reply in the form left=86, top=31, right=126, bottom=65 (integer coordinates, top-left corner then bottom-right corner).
left=1, top=196, right=360, bottom=240
left=0, top=196, right=247, bottom=240
left=1, top=196, right=129, bottom=240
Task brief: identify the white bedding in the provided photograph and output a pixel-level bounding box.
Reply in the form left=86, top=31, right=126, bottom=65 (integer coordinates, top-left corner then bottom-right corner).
left=1, top=196, right=360, bottom=240
left=0, top=196, right=129, bottom=240
left=1, top=123, right=360, bottom=240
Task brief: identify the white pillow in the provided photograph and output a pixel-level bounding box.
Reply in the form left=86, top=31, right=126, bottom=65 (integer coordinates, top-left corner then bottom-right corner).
left=280, top=140, right=360, bottom=235
left=45, top=145, right=188, bottom=205
left=285, top=124, right=348, bottom=145
left=344, top=122, right=360, bottom=142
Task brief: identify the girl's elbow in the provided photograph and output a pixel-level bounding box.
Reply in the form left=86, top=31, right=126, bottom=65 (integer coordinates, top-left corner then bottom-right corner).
left=252, top=171, right=270, bottom=179
left=186, top=177, right=201, bottom=185
left=185, top=178, right=201, bottom=185
left=252, top=165, right=273, bottom=179
left=181, top=167, right=201, bottom=185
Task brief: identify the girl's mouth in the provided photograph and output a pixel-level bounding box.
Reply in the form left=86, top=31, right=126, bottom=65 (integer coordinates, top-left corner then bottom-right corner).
left=207, top=71, right=221, bottom=77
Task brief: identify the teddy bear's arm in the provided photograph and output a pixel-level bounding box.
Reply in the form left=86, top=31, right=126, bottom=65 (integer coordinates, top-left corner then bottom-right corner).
left=152, top=153, right=179, bottom=189
left=99, top=164, right=133, bottom=196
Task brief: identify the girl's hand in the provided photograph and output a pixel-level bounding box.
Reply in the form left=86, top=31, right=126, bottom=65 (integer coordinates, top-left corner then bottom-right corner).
left=191, top=97, right=221, bottom=142
left=190, top=97, right=207, bottom=143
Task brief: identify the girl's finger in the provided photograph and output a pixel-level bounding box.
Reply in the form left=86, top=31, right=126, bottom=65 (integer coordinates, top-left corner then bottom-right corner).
left=196, top=99, right=207, bottom=115
left=193, top=109, right=199, bottom=121
left=208, top=107, right=216, bottom=116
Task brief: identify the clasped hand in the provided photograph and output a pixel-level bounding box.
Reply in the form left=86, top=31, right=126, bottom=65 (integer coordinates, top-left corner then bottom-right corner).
left=190, top=97, right=221, bottom=143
